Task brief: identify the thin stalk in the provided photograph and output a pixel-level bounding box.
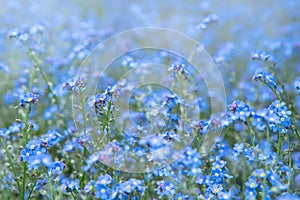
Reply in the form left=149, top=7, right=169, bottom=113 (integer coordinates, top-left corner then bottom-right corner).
left=22, top=107, right=30, bottom=200
left=79, top=91, right=87, bottom=135
left=245, top=121, right=255, bottom=146
left=0, top=138, right=21, bottom=191
left=79, top=90, right=87, bottom=189
left=286, top=134, right=292, bottom=192
left=26, top=179, right=38, bottom=200
left=70, top=190, right=77, bottom=200
left=262, top=126, right=270, bottom=199
left=277, top=132, right=282, bottom=155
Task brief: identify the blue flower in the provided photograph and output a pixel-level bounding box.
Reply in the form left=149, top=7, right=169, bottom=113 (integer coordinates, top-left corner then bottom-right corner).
left=294, top=80, right=300, bottom=94
left=233, top=143, right=244, bottom=159
left=211, top=169, right=224, bottom=183
left=212, top=160, right=226, bottom=170
left=244, top=147, right=256, bottom=164
left=63, top=78, right=87, bottom=94
left=253, top=168, right=267, bottom=179
left=191, top=120, right=210, bottom=134
left=36, top=179, right=47, bottom=191
left=20, top=140, right=53, bottom=170
left=130, top=179, right=145, bottom=193
left=209, top=183, right=224, bottom=195
left=95, top=183, right=111, bottom=199
left=60, top=177, right=80, bottom=193
left=49, top=161, right=65, bottom=175
left=97, top=174, right=113, bottom=185
left=84, top=180, right=95, bottom=194
left=251, top=50, right=271, bottom=61
left=175, top=193, right=189, bottom=200
left=196, top=174, right=206, bottom=185
left=245, top=176, right=259, bottom=190
left=252, top=113, right=266, bottom=131
left=162, top=94, right=182, bottom=112
left=227, top=100, right=252, bottom=122
left=253, top=70, right=276, bottom=88
left=244, top=188, right=257, bottom=200
left=155, top=181, right=175, bottom=196
left=19, top=93, right=39, bottom=107
left=162, top=130, right=180, bottom=142
left=168, top=63, right=189, bottom=76
left=119, top=179, right=144, bottom=194
left=266, top=100, right=292, bottom=133
left=27, top=154, right=52, bottom=170
left=267, top=170, right=287, bottom=190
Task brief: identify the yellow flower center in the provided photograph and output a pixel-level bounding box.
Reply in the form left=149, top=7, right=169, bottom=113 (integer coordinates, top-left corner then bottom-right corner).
left=215, top=173, right=219, bottom=177
left=240, top=111, right=245, bottom=115
left=30, top=145, right=35, bottom=149
left=101, top=180, right=106, bottom=184
left=250, top=183, right=255, bottom=188
left=89, top=185, right=93, bottom=190
left=26, top=153, right=30, bottom=157
left=216, top=165, right=220, bottom=169
left=56, top=167, right=60, bottom=171
left=276, top=103, right=281, bottom=107
left=101, top=189, right=106, bottom=193
left=281, top=117, right=285, bottom=121
left=37, top=151, right=41, bottom=155
left=166, top=186, right=170, bottom=191
left=260, top=173, right=266, bottom=177
left=27, top=97, right=33, bottom=101
left=126, top=185, right=131, bottom=190
left=215, top=188, right=219, bottom=193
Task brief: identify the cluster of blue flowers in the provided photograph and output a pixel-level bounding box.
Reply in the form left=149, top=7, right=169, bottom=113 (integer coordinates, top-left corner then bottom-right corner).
left=0, top=1, right=300, bottom=199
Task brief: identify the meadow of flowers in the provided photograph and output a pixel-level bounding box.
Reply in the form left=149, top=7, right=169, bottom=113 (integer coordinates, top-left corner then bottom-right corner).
left=0, top=0, right=300, bottom=199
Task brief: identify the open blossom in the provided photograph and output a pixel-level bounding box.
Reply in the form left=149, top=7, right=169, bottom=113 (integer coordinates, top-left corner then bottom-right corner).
left=253, top=70, right=277, bottom=88
left=19, top=93, right=39, bottom=107
left=227, top=100, right=252, bottom=122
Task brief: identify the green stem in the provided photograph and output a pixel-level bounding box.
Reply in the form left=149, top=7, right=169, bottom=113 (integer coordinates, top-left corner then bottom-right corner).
left=70, top=190, right=77, bottom=200
left=277, top=132, right=282, bottom=155
left=245, top=121, right=255, bottom=146
left=79, top=91, right=87, bottom=189
left=94, top=98, right=112, bottom=151
left=80, top=147, right=87, bottom=189
left=103, top=99, right=112, bottom=134
left=286, top=134, right=292, bottom=192
left=26, top=179, right=38, bottom=200
left=27, top=47, right=67, bottom=130
left=291, top=124, right=300, bottom=141
left=0, top=138, right=21, bottom=191
left=79, top=91, right=87, bottom=135
left=22, top=163, right=27, bottom=199
left=269, top=86, right=282, bottom=101
left=262, top=126, right=270, bottom=199
left=22, top=107, right=30, bottom=200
